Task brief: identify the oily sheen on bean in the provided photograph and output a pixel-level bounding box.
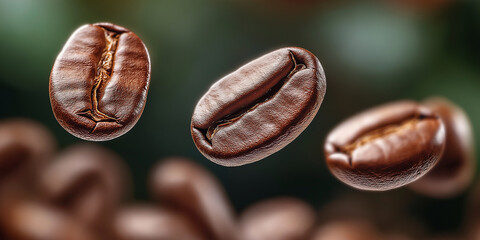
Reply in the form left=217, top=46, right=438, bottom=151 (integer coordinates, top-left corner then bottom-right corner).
left=324, top=100, right=446, bottom=191
left=49, top=22, right=151, bottom=141
left=191, top=47, right=326, bottom=166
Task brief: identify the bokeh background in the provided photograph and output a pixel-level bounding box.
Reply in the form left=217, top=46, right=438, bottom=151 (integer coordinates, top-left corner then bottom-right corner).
left=1, top=0, right=479, bottom=237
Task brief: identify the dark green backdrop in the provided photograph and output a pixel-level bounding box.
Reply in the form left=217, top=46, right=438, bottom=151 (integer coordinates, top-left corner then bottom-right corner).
left=1, top=0, right=479, bottom=236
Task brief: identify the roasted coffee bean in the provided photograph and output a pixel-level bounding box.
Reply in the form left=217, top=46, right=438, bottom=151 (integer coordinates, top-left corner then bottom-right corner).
left=318, top=191, right=426, bottom=238
left=0, top=199, right=97, bottom=240
left=0, top=119, right=56, bottom=193
left=50, top=22, right=151, bottom=141
left=150, top=157, right=238, bottom=240
left=465, top=180, right=480, bottom=239
left=112, top=205, right=207, bottom=240
left=239, top=197, right=315, bottom=240
left=324, top=100, right=446, bottom=191
left=409, top=97, right=475, bottom=198
left=38, top=143, right=130, bottom=238
left=311, top=220, right=383, bottom=240
left=191, top=47, right=326, bottom=166
left=468, top=225, right=480, bottom=240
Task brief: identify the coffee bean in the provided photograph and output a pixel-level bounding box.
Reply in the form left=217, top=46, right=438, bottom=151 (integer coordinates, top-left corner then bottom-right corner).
left=49, top=22, right=151, bottom=141
left=0, top=199, right=97, bottom=240
left=239, top=197, right=315, bottom=240
left=38, top=143, right=130, bottom=238
left=311, top=220, right=383, bottom=240
left=112, top=205, right=207, bottom=240
left=0, top=119, right=56, bottom=193
left=324, top=100, right=446, bottom=191
left=150, top=157, right=238, bottom=240
left=409, top=97, right=475, bottom=198
left=191, top=47, right=326, bottom=166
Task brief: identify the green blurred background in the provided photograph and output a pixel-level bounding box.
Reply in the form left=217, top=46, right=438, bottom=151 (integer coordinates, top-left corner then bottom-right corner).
left=1, top=0, right=479, bottom=237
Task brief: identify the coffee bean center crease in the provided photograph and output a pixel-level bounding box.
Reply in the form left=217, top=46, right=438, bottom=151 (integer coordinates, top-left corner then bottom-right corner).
left=77, top=27, right=121, bottom=130
left=202, top=51, right=307, bottom=143
left=338, top=114, right=436, bottom=166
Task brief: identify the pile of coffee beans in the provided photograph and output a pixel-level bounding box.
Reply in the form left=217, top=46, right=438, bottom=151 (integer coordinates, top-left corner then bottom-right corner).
left=0, top=113, right=478, bottom=239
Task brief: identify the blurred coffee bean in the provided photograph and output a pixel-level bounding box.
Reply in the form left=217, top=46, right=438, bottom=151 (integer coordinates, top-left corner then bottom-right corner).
left=112, top=204, right=207, bottom=240
left=468, top=226, right=480, bottom=240
left=239, top=197, right=316, bottom=240
left=38, top=143, right=130, bottom=238
left=465, top=181, right=480, bottom=239
left=318, top=192, right=426, bottom=237
left=0, top=198, right=97, bottom=240
left=150, top=157, right=238, bottom=240
left=0, top=119, right=56, bottom=193
left=310, top=220, right=383, bottom=240
left=409, top=97, right=475, bottom=198
left=324, top=100, right=446, bottom=191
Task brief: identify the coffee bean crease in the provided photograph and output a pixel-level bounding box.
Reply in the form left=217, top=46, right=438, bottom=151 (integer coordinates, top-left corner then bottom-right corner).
left=77, top=28, right=120, bottom=127
left=202, top=51, right=307, bottom=143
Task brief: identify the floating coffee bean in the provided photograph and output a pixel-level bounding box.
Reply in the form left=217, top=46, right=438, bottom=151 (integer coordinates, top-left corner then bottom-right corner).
left=38, top=143, right=130, bottom=238
left=409, top=97, right=475, bottom=198
left=112, top=205, right=207, bottom=240
left=191, top=47, right=326, bottom=166
left=324, top=100, right=446, bottom=191
left=239, top=197, right=315, bottom=240
left=49, top=22, right=151, bottom=141
left=0, top=119, right=56, bottom=193
left=150, top=157, right=238, bottom=240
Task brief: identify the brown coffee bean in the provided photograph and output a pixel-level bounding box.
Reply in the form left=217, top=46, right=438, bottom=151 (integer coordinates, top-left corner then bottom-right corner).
left=310, top=220, right=383, bottom=240
left=465, top=180, right=480, bottom=239
left=239, top=197, right=315, bottom=240
left=112, top=205, right=207, bottom=240
left=150, top=157, right=238, bottom=240
left=409, top=97, right=475, bottom=198
left=468, top=225, right=480, bottom=240
left=324, top=100, right=446, bottom=191
left=38, top=143, right=130, bottom=238
left=0, top=119, right=56, bottom=193
left=0, top=199, right=97, bottom=240
left=318, top=191, right=427, bottom=238
left=49, top=22, right=151, bottom=141
left=191, top=47, right=326, bottom=166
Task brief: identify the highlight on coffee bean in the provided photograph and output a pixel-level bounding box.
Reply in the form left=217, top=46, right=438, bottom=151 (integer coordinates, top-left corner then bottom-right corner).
left=49, top=22, right=151, bottom=141
left=191, top=47, right=326, bottom=166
